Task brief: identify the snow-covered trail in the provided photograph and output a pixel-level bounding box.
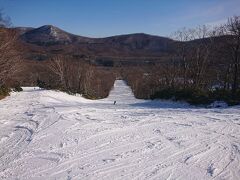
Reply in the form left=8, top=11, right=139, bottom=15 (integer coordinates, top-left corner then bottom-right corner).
left=0, top=81, right=240, bottom=180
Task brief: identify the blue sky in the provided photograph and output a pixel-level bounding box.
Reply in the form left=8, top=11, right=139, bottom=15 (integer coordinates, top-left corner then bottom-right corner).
left=0, top=0, right=239, bottom=37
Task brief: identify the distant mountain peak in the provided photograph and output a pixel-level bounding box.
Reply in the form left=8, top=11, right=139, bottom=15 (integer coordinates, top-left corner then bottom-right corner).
left=35, top=25, right=66, bottom=38
left=37, top=25, right=60, bottom=31
left=21, top=24, right=73, bottom=44
left=39, top=25, right=56, bottom=29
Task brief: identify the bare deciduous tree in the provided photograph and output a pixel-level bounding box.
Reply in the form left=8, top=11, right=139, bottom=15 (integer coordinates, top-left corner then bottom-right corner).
left=48, top=55, right=94, bottom=95
left=0, top=10, right=22, bottom=87
left=48, top=55, right=66, bottom=88
left=0, top=10, right=12, bottom=28
left=221, top=16, right=240, bottom=94
left=0, top=28, right=21, bottom=86
left=171, top=28, right=193, bottom=88
left=188, top=25, right=215, bottom=89
left=171, top=25, right=215, bottom=89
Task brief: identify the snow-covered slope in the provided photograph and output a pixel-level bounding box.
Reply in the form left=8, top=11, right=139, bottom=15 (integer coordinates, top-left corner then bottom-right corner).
left=103, top=80, right=137, bottom=104
left=0, top=81, right=240, bottom=180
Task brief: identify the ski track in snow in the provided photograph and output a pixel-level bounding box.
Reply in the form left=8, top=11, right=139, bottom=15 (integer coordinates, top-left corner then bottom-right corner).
left=0, top=81, right=240, bottom=180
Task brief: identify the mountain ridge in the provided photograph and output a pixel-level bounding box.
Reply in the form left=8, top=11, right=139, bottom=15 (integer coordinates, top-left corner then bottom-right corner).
left=10, top=25, right=174, bottom=59
left=16, top=25, right=173, bottom=49
left=15, top=25, right=171, bottom=40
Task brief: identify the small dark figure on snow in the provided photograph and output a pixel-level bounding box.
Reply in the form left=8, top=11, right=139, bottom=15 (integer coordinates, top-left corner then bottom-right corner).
left=113, top=101, right=116, bottom=105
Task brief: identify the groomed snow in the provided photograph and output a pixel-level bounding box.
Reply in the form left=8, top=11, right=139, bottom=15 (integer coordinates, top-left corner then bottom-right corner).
left=0, top=80, right=240, bottom=180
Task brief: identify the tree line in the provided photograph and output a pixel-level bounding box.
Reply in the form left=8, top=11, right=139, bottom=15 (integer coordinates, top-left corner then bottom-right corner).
left=0, top=14, right=239, bottom=105
left=0, top=11, right=22, bottom=99
left=125, top=16, right=240, bottom=105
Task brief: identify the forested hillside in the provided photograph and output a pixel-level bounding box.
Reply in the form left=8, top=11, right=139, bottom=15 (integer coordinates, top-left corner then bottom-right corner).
left=0, top=16, right=239, bottom=104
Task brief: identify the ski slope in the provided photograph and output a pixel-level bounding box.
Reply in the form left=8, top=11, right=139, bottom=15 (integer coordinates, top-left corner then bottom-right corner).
left=0, top=80, right=240, bottom=180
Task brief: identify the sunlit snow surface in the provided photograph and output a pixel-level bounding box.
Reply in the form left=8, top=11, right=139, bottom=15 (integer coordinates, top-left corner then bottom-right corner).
left=0, top=80, right=240, bottom=179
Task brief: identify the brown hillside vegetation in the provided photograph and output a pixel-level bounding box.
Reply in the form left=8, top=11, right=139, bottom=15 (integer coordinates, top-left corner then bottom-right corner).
left=0, top=16, right=239, bottom=104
